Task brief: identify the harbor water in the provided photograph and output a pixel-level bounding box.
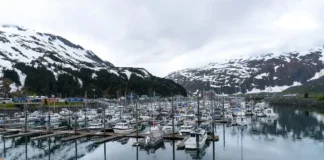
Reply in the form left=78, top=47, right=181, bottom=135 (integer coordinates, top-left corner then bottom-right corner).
left=0, top=106, right=323, bottom=160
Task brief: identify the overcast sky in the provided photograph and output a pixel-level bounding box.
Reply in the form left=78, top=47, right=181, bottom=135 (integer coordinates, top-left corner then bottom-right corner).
left=1, top=0, right=324, bottom=76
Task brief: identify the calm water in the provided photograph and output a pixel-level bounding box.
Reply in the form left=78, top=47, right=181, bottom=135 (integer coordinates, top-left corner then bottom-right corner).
left=0, top=106, right=324, bottom=160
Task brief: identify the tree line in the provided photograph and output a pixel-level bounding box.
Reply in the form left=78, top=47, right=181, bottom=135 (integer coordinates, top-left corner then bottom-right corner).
left=1, top=63, right=187, bottom=98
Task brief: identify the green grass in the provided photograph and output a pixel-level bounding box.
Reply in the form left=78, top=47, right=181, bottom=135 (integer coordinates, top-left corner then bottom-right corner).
left=45, top=102, right=85, bottom=107
left=315, top=95, right=324, bottom=101
left=0, top=103, right=18, bottom=109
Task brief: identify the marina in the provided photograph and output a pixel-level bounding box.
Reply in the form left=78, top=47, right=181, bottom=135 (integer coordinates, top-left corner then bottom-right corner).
left=0, top=105, right=323, bottom=160
left=1, top=2, right=324, bottom=160
left=0, top=95, right=323, bottom=160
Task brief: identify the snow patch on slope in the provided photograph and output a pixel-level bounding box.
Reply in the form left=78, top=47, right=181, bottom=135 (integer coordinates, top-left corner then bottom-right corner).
left=108, top=69, right=119, bottom=76
left=247, top=82, right=302, bottom=93
left=9, top=83, right=19, bottom=92
left=92, top=73, right=97, bottom=79
left=77, top=78, right=83, bottom=88
left=123, top=70, right=132, bottom=80
left=309, top=69, right=324, bottom=81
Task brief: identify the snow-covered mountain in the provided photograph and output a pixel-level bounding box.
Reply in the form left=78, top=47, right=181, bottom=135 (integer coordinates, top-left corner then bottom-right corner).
left=0, top=25, right=186, bottom=96
left=166, top=48, right=324, bottom=94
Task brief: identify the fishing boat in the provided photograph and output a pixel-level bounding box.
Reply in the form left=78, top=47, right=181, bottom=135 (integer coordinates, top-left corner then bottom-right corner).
left=184, top=128, right=207, bottom=150
left=113, top=122, right=134, bottom=133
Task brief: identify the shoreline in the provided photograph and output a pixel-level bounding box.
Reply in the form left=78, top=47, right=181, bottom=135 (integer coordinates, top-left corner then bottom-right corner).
left=266, top=96, right=324, bottom=108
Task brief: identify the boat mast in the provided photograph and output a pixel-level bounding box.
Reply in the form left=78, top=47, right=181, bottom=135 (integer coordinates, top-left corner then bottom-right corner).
left=85, top=91, right=87, bottom=128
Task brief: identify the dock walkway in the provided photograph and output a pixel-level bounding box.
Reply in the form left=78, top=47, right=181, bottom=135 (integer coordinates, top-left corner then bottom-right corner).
left=176, top=137, right=189, bottom=149
left=4, top=131, right=44, bottom=138
left=31, top=132, right=72, bottom=141
left=61, top=134, right=88, bottom=142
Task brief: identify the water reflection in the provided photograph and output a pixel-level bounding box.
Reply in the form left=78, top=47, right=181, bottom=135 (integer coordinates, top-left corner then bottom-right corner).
left=0, top=106, right=324, bottom=160
left=184, top=142, right=209, bottom=160
left=138, top=141, right=166, bottom=154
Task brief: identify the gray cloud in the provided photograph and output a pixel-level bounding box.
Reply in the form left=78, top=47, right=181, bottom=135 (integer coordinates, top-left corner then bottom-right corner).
left=1, top=0, right=324, bottom=76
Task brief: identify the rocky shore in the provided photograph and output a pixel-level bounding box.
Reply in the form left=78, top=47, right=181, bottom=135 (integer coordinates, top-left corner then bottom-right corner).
left=265, top=96, right=324, bottom=108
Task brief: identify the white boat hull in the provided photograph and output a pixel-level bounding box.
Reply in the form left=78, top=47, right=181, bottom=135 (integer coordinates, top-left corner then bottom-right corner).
left=185, top=137, right=207, bottom=149
left=88, top=127, right=102, bottom=130
left=113, top=128, right=134, bottom=134
left=163, top=127, right=180, bottom=134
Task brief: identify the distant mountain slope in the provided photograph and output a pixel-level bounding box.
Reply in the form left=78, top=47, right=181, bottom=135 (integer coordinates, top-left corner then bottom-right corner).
left=166, top=48, right=324, bottom=94
left=0, top=25, right=187, bottom=97
left=283, top=76, right=324, bottom=93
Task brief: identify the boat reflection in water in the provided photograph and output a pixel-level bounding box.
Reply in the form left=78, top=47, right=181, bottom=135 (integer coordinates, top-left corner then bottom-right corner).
left=139, top=141, right=166, bottom=154
left=1, top=106, right=324, bottom=160
left=117, top=138, right=129, bottom=145
left=184, top=141, right=210, bottom=160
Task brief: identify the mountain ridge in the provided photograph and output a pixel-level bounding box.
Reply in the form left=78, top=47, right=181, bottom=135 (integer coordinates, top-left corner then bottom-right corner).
left=0, top=25, right=187, bottom=97
left=166, top=47, right=324, bottom=94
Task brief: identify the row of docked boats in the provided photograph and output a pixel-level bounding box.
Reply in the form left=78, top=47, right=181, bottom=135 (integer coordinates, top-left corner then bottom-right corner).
left=0, top=95, right=277, bottom=151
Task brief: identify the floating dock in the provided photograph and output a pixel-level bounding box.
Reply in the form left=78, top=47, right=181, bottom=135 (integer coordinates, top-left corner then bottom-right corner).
left=0, top=130, right=19, bottom=135
left=4, top=131, right=44, bottom=138
left=95, top=135, right=120, bottom=144
left=30, top=132, right=72, bottom=141
left=176, top=137, right=189, bottom=149
left=61, top=134, right=88, bottom=142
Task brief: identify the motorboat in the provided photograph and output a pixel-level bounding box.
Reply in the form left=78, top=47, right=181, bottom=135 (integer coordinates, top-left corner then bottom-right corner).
left=201, top=113, right=212, bottom=121
left=113, top=122, right=134, bottom=133
left=179, top=124, right=194, bottom=135
left=224, top=111, right=233, bottom=123
left=183, top=114, right=196, bottom=125
left=236, top=116, right=247, bottom=126
left=245, top=108, right=254, bottom=116
left=264, top=108, right=276, bottom=117
left=255, top=102, right=269, bottom=109
left=51, top=113, right=62, bottom=122
left=213, top=108, right=222, bottom=120
left=59, top=108, right=72, bottom=116
left=144, top=124, right=164, bottom=147
left=184, top=128, right=207, bottom=150
left=162, top=121, right=180, bottom=134
left=255, top=109, right=267, bottom=117
left=87, top=122, right=104, bottom=130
